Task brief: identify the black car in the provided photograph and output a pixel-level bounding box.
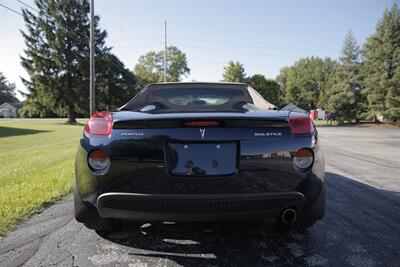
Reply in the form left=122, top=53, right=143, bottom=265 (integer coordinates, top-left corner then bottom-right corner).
left=74, top=82, right=325, bottom=232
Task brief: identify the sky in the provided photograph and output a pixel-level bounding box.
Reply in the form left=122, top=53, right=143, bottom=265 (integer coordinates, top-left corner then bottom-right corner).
left=0, top=0, right=397, bottom=100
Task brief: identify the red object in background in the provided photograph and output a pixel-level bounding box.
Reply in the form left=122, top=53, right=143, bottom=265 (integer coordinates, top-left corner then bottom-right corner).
left=310, top=110, right=318, bottom=120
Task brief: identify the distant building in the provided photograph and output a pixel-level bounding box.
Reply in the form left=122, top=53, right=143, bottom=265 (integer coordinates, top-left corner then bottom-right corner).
left=0, top=103, right=23, bottom=118
left=316, top=109, right=326, bottom=120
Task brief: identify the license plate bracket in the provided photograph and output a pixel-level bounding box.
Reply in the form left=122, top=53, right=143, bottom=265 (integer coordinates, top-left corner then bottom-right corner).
left=165, top=143, right=237, bottom=176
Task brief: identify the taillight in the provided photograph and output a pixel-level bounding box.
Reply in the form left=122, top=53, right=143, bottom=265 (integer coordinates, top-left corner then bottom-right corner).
left=289, top=116, right=314, bottom=135
left=183, top=121, right=221, bottom=127
left=88, top=150, right=110, bottom=171
left=293, top=148, right=314, bottom=170
left=84, top=111, right=113, bottom=136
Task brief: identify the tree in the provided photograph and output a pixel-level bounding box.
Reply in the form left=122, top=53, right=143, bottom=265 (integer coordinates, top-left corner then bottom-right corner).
left=95, top=53, right=137, bottom=111
left=222, top=61, right=247, bottom=83
left=134, top=46, right=190, bottom=87
left=0, top=72, right=18, bottom=103
left=362, top=3, right=400, bottom=121
left=316, top=72, right=335, bottom=110
left=248, top=74, right=280, bottom=105
left=328, top=31, right=365, bottom=123
left=275, top=66, right=289, bottom=98
left=283, top=57, right=336, bottom=110
left=21, top=0, right=136, bottom=123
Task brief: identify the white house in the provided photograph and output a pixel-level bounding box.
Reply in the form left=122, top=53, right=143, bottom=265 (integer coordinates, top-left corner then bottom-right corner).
left=0, top=103, right=23, bottom=118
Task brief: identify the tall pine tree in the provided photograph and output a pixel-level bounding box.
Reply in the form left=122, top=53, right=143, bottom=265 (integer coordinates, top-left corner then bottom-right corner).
left=362, top=3, right=400, bottom=122
left=328, top=31, right=364, bottom=123
left=21, top=0, right=136, bottom=122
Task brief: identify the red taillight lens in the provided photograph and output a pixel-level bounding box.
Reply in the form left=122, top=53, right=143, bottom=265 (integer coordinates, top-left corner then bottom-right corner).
left=88, top=150, right=110, bottom=171
left=183, top=121, right=221, bottom=127
left=84, top=111, right=113, bottom=136
left=89, top=150, right=108, bottom=160
left=289, top=116, right=314, bottom=135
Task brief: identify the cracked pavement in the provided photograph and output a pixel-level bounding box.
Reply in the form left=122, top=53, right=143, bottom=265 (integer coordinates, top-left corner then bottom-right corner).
left=0, top=127, right=399, bottom=267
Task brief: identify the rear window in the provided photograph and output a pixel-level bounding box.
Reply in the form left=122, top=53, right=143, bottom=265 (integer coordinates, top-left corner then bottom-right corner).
left=152, top=88, right=244, bottom=106
left=123, top=86, right=253, bottom=113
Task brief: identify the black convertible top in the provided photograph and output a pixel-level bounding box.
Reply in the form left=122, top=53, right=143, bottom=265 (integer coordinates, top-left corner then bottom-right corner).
left=121, top=82, right=256, bottom=114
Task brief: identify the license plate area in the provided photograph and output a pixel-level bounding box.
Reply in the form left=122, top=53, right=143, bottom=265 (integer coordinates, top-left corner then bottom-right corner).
left=165, top=143, right=238, bottom=176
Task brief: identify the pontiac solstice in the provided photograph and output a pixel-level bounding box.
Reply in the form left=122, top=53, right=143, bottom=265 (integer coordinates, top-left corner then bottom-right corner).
left=74, top=82, right=325, bottom=232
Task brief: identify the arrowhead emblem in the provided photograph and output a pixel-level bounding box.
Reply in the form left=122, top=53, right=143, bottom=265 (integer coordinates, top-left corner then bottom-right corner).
left=200, top=129, right=206, bottom=139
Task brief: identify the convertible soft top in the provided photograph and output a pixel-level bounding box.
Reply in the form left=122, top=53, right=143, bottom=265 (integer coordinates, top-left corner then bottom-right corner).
left=120, top=82, right=275, bottom=113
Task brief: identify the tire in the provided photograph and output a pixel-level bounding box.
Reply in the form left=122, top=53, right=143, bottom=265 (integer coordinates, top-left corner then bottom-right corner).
left=83, top=220, right=117, bottom=233
left=84, top=219, right=121, bottom=234
left=86, top=220, right=145, bottom=236
left=74, top=186, right=118, bottom=234
left=84, top=222, right=112, bottom=231
left=74, top=187, right=144, bottom=234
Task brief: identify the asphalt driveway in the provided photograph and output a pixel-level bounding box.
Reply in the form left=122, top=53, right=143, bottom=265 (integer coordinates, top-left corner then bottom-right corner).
left=1, top=127, right=399, bottom=267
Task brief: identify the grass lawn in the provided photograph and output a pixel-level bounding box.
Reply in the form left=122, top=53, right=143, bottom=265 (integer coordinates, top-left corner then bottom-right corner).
left=312, top=120, right=399, bottom=128
left=312, top=119, right=337, bottom=126
left=0, top=119, right=85, bottom=236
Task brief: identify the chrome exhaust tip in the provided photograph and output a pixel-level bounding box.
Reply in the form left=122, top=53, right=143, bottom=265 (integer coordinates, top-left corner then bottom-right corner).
left=281, top=208, right=297, bottom=224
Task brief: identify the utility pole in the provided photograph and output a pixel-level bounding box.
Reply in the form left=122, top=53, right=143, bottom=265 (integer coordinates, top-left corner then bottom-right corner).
left=164, top=20, right=167, bottom=83
left=278, top=82, right=282, bottom=107
left=89, top=0, right=95, bottom=115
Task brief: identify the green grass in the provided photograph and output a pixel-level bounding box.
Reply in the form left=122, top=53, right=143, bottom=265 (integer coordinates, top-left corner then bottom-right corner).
left=313, top=119, right=338, bottom=126
left=0, top=119, right=86, bottom=236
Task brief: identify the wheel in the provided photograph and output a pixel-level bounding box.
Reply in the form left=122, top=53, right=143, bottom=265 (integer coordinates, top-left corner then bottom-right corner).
left=84, top=219, right=120, bottom=234
left=84, top=222, right=112, bottom=231
left=74, top=187, right=144, bottom=234
left=85, top=219, right=144, bottom=234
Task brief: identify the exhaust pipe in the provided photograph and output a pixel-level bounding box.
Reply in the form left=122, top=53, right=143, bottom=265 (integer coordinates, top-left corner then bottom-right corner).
left=281, top=208, right=297, bottom=224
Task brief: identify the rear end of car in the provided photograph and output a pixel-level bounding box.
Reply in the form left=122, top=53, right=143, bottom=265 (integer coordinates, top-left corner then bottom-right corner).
left=74, top=83, right=325, bottom=231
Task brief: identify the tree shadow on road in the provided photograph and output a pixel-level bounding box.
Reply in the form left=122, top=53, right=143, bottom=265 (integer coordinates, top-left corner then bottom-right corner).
left=0, top=126, right=51, bottom=138
left=104, top=221, right=315, bottom=266
left=100, top=172, right=400, bottom=266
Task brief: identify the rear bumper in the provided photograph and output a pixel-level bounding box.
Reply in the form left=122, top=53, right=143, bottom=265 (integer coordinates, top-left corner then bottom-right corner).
left=75, top=128, right=325, bottom=223
left=96, top=192, right=305, bottom=221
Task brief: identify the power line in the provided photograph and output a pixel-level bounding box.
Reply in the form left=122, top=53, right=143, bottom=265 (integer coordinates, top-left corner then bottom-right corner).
left=118, top=0, right=148, bottom=47
left=110, top=36, right=163, bottom=43
left=189, top=58, right=284, bottom=69
left=17, top=0, right=134, bottom=79
left=17, top=0, right=133, bottom=113
left=0, top=3, right=23, bottom=16
left=100, top=2, right=136, bottom=59
left=173, top=42, right=304, bottom=59
left=3, top=0, right=135, bottom=94
left=112, top=42, right=163, bottom=48
left=16, top=0, right=39, bottom=13
left=100, top=0, right=149, bottom=75
left=169, top=35, right=338, bottom=54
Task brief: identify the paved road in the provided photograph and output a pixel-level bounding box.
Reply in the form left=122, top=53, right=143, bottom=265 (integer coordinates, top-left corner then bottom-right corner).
left=1, top=127, right=399, bottom=267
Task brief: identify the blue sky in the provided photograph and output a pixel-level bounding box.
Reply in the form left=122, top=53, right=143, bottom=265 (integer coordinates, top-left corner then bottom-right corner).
left=0, top=0, right=397, bottom=99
